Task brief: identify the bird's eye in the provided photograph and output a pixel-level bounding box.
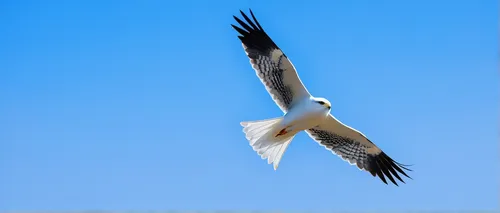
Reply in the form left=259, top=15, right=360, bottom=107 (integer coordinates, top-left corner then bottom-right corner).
left=317, top=101, right=325, bottom=105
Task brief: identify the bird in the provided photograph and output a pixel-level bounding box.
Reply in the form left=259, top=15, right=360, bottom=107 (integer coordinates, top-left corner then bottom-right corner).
left=231, top=9, right=412, bottom=186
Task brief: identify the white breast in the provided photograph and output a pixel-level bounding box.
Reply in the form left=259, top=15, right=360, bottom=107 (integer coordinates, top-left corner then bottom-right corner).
left=282, top=98, right=330, bottom=132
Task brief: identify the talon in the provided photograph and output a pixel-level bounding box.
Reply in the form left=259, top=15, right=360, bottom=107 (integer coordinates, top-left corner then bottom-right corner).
left=275, top=128, right=288, bottom=137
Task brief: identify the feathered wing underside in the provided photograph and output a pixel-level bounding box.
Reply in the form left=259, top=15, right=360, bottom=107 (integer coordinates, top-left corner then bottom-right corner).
left=305, top=115, right=412, bottom=186
left=231, top=9, right=311, bottom=113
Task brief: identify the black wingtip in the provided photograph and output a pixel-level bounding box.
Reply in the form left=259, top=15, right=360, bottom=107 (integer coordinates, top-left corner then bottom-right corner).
left=238, top=9, right=254, bottom=19
left=231, top=8, right=279, bottom=54
left=367, top=152, right=413, bottom=186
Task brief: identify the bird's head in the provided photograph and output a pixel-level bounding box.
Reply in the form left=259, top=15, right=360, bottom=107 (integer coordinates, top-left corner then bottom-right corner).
left=313, top=97, right=331, bottom=110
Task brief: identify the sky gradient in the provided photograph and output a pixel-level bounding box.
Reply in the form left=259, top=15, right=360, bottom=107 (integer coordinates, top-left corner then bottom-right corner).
left=1, top=0, right=498, bottom=211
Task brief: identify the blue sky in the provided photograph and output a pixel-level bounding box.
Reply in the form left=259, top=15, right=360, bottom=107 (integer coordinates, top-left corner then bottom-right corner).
left=1, top=0, right=498, bottom=211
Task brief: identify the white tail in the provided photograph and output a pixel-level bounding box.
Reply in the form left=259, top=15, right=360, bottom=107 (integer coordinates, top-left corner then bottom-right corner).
left=240, top=117, right=295, bottom=170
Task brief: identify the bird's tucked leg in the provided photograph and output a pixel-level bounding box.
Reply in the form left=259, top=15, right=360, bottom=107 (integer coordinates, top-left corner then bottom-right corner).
left=275, top=126, right=291, bottom=137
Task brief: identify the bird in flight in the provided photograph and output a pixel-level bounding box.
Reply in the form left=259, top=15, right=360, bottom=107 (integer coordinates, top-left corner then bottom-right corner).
left=232, top=9, right=412, bottom=186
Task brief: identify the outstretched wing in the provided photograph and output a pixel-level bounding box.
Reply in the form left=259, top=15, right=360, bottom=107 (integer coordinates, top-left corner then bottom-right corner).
left=232, top=9, right=311, bottom=113
left=305, top=115, right=412, bottom=186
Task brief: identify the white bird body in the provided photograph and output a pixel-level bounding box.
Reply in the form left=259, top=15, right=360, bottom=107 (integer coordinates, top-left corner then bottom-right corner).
left=233, top=9, right=412, bottom=186
left=279, top=97, right=331, bottom=136
left=241, top=96, right=331, bottom=170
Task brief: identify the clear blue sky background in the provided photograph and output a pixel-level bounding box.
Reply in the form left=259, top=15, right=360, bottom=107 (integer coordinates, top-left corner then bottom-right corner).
left=1, top=0, right=498, bottom=211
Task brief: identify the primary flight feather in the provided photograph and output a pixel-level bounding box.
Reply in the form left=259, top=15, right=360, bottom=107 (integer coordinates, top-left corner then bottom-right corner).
left=232, top=9, right=412, bottom=186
